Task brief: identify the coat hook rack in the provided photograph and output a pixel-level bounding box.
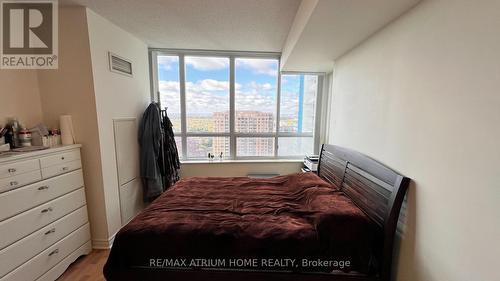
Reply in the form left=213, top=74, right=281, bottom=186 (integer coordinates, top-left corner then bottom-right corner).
left=160, top=107, right=168, bottom=118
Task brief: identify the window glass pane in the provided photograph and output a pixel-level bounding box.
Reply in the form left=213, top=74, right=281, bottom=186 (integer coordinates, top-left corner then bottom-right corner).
left=278, top=137, right=314, bottom=156
left=187, top=137, right=230, bottom=159
left=280, top=75, right=318, bottom=133
left=237, top=137, right=274, bottom=157
left=235, top=58, right=278, bottom=133
left=157, top=55, right=181, bottom=132
left=185, top=56, right=230, bottom=133
left=174, top=136, right=182, bottom=157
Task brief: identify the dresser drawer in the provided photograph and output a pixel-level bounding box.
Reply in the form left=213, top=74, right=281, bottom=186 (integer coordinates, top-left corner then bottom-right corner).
left=41, top=160, right=82, bottom=179
left=1, top=223, right=90, bottom=281
left=0, top=206, right=88, bottom=277
left=36, top=241, right=91, bottom=281
left=0, top=188, right=86, bottom=250
left=0, top=170, right=41, bottom=194
left=0, top=159, right=40, bottom=179
left=0, top=170, right=84, bottom=221
left=39, top=150, right=81, bottom=168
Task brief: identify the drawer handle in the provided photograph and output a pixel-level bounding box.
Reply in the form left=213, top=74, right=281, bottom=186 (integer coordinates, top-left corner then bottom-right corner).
left=38, top=185, right=49, bottom=190
left=62, top=166, right=69, bottom=171
left=45, top=228, right=56, bottom=235
left=10, top=181, right=18, bottom=186
left=48, top=249, right=59, bottom=256
left=41, top=207, right=53, bottom=213
left=61, top=156, right=65, bottom=160
left=8, top=168, right=17, bottom=173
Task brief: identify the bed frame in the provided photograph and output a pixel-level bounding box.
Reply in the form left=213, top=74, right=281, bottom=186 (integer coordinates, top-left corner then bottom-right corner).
left=316, top=144, right=410, bottom=281
left=106, top=144, right=410, bottom=281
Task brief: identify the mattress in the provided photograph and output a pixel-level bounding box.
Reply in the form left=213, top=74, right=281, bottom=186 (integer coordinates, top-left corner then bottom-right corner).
left=104, top=172, right=379, bottom=279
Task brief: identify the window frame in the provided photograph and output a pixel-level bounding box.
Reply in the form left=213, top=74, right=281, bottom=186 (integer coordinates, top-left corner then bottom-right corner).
left=150, top=49, right=323, bottom=161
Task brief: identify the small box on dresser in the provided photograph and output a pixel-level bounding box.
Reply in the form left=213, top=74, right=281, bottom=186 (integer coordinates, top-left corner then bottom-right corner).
left=0, top=145, right=91, bottom=281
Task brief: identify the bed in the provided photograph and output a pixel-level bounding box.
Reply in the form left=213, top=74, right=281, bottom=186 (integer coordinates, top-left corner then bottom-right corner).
left=103, top=144, right=410, bottom=281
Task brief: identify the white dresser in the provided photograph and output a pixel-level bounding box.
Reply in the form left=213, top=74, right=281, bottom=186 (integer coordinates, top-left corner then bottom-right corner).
left=0, top=145, right=91, bottom=281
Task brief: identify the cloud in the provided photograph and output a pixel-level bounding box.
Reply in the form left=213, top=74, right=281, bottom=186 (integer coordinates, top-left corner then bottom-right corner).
left=236, top=58, right=278, bottom=76
left=236, top=81, right=275, bottom=96
left=186, top=79, right=230, bottom=114
left=159, top=79, right=230, bottom=115
left=189, top=79, right=229, bottom=91
left=185, top=57, right=229, bottom=71
left=159, top=80, right=180, bottom=92
left=159, top=78, right=311, bottom=118
left=157, top=56, right=178, bottom=70
left=160, top=56, right=278, bottom=77
left=235, top=81, right=276, bottom=113
left=280, top=91, right=299, bottom=116
left=158, top=81, right=181, bottom=114
left=235, top=93, right=276, bottom=113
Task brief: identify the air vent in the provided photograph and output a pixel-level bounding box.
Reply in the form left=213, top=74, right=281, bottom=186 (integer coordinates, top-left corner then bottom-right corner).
left=108, top=52, right=133, bottom=77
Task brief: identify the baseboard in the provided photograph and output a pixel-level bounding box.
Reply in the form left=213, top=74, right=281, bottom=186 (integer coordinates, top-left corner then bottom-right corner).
left=92, top=232, right=116, bottom=249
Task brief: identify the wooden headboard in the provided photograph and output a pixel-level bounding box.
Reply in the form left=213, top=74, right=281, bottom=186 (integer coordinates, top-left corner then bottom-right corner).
left=318, top=144, right=410, bottom=281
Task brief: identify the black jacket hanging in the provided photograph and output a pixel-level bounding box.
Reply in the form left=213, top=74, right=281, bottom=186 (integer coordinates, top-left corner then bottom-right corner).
left=138, top=103, right=164, bottom=201
left=161, top=113, right=180, bottom=188
left=138, top=103, right=180, bottom=202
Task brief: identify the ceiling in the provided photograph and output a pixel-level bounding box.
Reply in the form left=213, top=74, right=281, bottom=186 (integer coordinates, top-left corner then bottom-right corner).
left=281, top=0, right=422, bottom=72
left=59, top=0, right=301, bottom=52
left=60, top=0, right=422, bottom=72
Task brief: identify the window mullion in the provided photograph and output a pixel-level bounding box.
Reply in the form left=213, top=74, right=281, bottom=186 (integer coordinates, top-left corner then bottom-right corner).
left=150, top=51, right=159, bottom=102
left=179, top=55, right=187, bottom=160
left=275, top=66, right=281, bottom=158
left=229, top=56, right=236, bottom=160
left=314, top=75, right=324, bottom=155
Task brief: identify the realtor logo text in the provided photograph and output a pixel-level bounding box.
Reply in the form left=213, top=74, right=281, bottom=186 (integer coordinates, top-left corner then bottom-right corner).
left=0, top=0, right=58, bottom=69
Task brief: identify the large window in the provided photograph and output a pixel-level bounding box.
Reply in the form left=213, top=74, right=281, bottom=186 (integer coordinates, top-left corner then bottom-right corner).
left=185, top=56, right=230, bottom=133
left=153, top=51, right=321, bottom=160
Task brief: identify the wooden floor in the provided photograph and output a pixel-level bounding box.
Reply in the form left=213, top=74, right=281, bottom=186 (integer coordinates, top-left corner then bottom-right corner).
left=57, top=249, right=110, bottom=281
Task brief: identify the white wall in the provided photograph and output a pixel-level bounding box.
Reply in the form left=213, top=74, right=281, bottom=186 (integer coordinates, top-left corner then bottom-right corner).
left=38, top=7, right=108, bottom=247
left=328, top=1, right=500, bottom=280
left=86, top=9, right=151, bottom=240
left=38, top=7, right=151, bottom=248
left=0, top=70, right=42, bottom=127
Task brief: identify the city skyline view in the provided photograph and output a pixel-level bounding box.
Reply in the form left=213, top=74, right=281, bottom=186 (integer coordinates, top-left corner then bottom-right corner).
left=157, top=55, right=318, bottom=158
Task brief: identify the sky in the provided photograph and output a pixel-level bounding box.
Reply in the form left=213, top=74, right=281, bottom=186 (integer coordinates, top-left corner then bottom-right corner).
left=157, top=55, right=317, bottom=124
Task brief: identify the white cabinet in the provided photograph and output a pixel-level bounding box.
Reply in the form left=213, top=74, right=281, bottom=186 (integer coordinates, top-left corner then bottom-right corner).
left=0, top=145, right=90, bottom=281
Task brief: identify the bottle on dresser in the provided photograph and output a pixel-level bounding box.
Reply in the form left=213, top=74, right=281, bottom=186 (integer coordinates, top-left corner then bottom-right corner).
left=4, top=117, right=20, bottom=148
left=18, top=128, right=32, bottom=147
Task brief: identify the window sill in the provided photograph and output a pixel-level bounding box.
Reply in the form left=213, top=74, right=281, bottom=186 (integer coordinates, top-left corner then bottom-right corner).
left=180, top=159, right=304, bottom=164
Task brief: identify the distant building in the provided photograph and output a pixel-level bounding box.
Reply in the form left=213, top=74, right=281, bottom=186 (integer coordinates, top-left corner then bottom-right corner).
left=213, top=111, right=275, bottom=156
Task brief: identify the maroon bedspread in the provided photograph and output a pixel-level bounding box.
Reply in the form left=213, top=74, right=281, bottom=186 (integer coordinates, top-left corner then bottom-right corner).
left=104, top=173, right=379, bottom=279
